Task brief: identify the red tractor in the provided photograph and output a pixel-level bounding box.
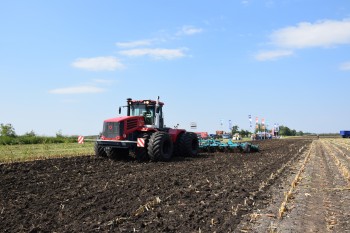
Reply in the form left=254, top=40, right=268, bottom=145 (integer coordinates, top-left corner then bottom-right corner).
left=94, top=97, right=199, bottom=161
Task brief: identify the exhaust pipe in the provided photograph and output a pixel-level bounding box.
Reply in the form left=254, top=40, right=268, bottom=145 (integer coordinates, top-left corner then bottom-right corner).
left=155, top=96, right=160, bottom=128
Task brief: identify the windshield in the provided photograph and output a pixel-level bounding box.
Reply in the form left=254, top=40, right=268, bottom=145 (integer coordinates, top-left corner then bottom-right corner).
left=131, top=103, right=155, bottom=125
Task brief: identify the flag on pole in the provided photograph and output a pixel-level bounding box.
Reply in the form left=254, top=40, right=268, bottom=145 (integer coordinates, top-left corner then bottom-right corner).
left=261, top=118, right=265, bottom=130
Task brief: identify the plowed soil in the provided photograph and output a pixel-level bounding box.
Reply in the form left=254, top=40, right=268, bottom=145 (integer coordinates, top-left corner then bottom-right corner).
left=0, top=138, right=324, bottom=232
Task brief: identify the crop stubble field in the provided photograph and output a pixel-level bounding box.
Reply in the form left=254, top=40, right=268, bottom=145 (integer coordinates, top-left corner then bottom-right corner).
left=1, top=137, right=350, bottom=232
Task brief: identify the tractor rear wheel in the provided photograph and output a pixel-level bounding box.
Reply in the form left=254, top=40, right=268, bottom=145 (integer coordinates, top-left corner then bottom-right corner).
left=173, top=132, right=184, bottom=157
left=135, top=133, right=150, bottom=162
left=94, top=143, right=107, bottom=157
left=179, top=132, right=199, bottom=157
left=148, top=131, right=174, bottom=162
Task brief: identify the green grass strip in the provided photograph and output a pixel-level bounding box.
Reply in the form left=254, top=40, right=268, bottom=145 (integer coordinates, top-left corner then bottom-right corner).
left=0, top=142, right=94, bottom=163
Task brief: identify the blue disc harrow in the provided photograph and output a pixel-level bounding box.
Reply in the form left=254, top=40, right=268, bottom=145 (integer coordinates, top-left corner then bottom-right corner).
left=199, top=138, right=259, bottom=153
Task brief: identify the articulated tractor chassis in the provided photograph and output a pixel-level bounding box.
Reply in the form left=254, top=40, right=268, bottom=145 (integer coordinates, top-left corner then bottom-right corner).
left=94, top=97, right=199, bottom=161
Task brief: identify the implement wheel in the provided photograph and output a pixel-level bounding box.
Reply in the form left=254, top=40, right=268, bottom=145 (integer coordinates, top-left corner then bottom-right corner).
left=148, top=131, right=174, bottom=162
left=243, top=144, right=251, bottom=153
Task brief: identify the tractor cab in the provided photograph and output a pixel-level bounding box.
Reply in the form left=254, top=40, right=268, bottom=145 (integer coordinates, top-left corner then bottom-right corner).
left=122, top=98, right=164, bottom=128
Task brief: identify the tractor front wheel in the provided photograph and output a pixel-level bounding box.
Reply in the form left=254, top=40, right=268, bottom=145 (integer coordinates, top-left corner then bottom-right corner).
left=148, top=131, right=174, bottom=162
left=94, top=143, right=107, bottom=157
left=135, top=133, right=150, bottom=162
left=106, top=149, right=115, bottom=158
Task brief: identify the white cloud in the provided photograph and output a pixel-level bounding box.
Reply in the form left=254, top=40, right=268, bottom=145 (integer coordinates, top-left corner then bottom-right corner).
left=49, top=85, right=105, bottom=94
left=339, top=61, right=350, bottom=70
left=71, top=56, right=124, bottom=71
left=119, top=48, right=186, bottom=60
left=116, top=39, right=154, bottom=48
left=92, top=79, right=114, bottom=84
left=270, top=19, right=350, bottom=49
left=177, top=25, right=203, bottom=36
left=254, top=50, right=294, bottom=61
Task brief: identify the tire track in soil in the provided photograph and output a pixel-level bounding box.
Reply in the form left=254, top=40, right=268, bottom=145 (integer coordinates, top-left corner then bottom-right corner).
left=274, top=140, right=350, bottom=232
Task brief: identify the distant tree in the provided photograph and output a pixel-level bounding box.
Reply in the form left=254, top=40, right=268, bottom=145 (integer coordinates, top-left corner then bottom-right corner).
left=239, top=129, right=250, bottom=138
left=56, top=130, right=64, bottom=138
left=278, top=125, right=303, bottom=136
left=279, top=125, right=292, bottom=136
left=24, top=130, right=36, bottom=137
left=291, top=129, right=297, bottom=136
left=296, top=131, right=304, bottom=136
left=0, top=123, right=16, bottom=137
left=231, top=125, right=239, bottom=135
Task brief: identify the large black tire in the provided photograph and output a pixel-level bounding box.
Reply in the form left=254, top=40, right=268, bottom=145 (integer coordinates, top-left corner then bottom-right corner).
left=178, top=132, right=199, bottom=157
left=115, top=148, right=130, bottom=158
left=148, top=131, right=174, bottom=162
left=94, top=143, right=107, bottom=157
left=173, top=132, right=184, bottom=157
left=106, top=148, right=117, bottom=158
left=106, top=148, right=129, bottom=159
left=135, top=133, right=150, bottom=162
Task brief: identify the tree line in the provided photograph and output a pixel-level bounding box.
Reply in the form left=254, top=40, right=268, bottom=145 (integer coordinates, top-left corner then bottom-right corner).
left=0, top=123, right=77, bottom=145
left=230, top=124, right=305, bottom=137
left=277, top=125, right=305, bottom=136
left=1, top=121, right=307, bottom=145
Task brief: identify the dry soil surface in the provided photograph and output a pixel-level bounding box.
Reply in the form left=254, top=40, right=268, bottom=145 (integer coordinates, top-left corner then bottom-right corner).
left=238, top=138, right=350, bottom=233
left=4, top=138, right=348, bottom=232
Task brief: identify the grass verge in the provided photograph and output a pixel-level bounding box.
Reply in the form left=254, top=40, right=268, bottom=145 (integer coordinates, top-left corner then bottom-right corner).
left=0, top=142, right=94, bottom=163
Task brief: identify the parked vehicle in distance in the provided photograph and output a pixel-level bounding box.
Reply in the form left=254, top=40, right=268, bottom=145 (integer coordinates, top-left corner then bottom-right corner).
left=340, top=130, right=350, bottom=138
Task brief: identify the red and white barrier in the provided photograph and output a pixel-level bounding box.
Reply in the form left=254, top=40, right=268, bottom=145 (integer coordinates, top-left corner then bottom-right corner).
left=78, top=136, right=84, bottom=144
left=137, top=138, right=145, bottom=147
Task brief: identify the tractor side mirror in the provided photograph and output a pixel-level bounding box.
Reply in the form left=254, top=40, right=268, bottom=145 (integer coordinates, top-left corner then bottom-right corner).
left=118, top=107, right=121, bottom=114
left=156, top=106, right=160, bottom=114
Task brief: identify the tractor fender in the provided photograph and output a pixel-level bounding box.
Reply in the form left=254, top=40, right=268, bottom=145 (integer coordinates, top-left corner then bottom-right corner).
left=140, top=127, right=157, bottom=132
left=168, top=129, right=186, bottom=142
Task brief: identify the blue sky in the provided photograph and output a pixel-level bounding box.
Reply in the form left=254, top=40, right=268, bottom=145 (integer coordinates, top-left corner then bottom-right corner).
left=1, top=0, right=350, bottom=136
